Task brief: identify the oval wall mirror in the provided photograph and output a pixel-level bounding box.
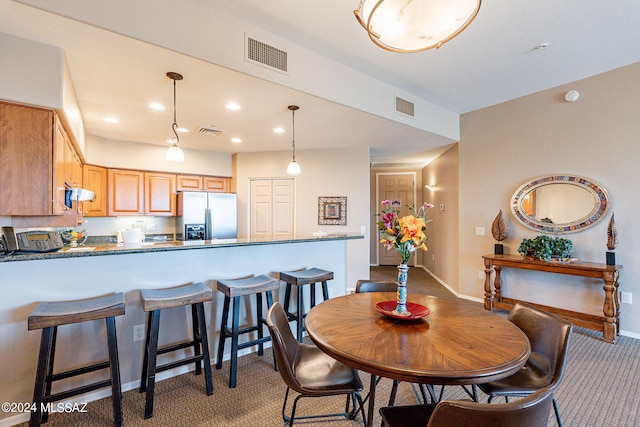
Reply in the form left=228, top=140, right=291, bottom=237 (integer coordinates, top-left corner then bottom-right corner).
left=510, top=174, right=610, bottom=234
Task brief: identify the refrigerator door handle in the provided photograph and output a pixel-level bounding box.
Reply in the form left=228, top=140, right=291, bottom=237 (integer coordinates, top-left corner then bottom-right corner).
left=204, top=208, right=213, bottom=240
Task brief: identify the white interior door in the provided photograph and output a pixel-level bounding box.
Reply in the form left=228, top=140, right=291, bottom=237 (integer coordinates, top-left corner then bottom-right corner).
left=376, top=173, right=416, bottom=266
left=250, top=178, right=295, bottom=238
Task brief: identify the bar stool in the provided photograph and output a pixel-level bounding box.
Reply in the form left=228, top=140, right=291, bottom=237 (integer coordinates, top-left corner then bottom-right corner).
left=28, top=293, right=125, bottom=427
left=215, top=275, right=280, bottom=388
left=139, top=282, right=213, bottom=419
left=280, top=268, right=334, bottom=342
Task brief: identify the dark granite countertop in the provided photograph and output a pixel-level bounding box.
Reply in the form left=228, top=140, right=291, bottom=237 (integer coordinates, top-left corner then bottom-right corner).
left=0, top=234, right=364, bottom=263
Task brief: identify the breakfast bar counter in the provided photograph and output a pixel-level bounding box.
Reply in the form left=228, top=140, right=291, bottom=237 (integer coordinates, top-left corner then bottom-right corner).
left=0, top=233, right=365, bottom=426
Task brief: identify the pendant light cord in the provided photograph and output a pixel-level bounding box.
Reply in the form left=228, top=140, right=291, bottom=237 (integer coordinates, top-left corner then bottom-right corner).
left=291, top=108, right=296, bottom=162
left=172, top=78, right=179, bottom=145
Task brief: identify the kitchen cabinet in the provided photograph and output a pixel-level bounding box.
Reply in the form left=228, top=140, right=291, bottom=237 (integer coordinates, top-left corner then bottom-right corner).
left=107, top=169, right=176, bottom=216
left=64, top=136, right=83, bottom=189
left=107, top=169, right=144, bottom=216
left=177, top=174, right=230, bottom=192
left=144, top=172, right=176, bottom=216
left=82, top=165, right=107, bottom=217
left=0, top=102, right=67, bottom=216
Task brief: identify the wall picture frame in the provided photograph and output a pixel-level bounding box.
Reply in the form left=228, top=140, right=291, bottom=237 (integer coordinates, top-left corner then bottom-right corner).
left=318, top=196, right=347, bottom=225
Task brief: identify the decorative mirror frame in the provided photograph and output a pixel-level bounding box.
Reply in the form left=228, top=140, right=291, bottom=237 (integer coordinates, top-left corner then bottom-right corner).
left=510, top=174, right=610, bottom=234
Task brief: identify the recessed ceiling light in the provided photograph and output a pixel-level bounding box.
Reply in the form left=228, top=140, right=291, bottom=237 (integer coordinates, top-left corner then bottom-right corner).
left=149, top=102, right=165, bottom=111
left=104, top=117, right=119, bottom=124
left=176, top=127, right=189, bottom=133
left=231, top=137, right=242, bottom=143
left=273, top=127, right=285, bottom=134
left=225, top=102, right=241, bottom=110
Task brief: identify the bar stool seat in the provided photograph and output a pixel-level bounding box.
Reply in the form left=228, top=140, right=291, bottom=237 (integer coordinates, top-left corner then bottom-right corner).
left=215, top=275, right=280, bottom=388
left=28, top=293, right=125, bottom=427
left=139, top=282, right=213, bottom=419
left=280, top=268, right=334, bottom=342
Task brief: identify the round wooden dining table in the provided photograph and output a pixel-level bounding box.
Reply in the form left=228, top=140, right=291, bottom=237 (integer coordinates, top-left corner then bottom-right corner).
left=305, top=292, right=531, bottom=427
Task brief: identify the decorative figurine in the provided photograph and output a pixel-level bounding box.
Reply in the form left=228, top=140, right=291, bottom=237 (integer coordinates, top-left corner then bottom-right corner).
left=492, top=210, right=509, bottom=254
left=606, top=213, right=618, bottom=265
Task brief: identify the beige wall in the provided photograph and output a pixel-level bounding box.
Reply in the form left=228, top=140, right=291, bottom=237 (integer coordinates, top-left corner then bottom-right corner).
left=234, top=148, right=370, bottom=290
left=421, top=145, right=459, bottom=291
left=458, top=62, right=640, bottom=336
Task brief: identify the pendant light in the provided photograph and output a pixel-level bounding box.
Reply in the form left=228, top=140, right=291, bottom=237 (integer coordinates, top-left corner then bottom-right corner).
left=165, top=72, right=185, bottom=162
left=354, top=0, right=481, bottom=53
left=286, top=105, right=301, bottom=175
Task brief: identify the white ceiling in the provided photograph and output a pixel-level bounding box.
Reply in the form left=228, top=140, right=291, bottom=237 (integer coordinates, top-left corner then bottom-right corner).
left=3, top=0, right=640, bottom=166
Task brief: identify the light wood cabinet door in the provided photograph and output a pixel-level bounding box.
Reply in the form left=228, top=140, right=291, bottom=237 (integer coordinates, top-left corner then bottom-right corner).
left=82, top=165, right=107, bottom=217
left=108, top=169, right=144, bottom=216
left=177, top=174, right=203, bottom=191
left=144, top=172, right=176, bottom=216
left=204, top=176, right=229, bottom=192
left=0, top=102, right=59, bottom=215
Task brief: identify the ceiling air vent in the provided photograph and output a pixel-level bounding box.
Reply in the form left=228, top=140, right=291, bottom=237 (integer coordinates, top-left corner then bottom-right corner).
left=195, top=126, right=224, bottom=137
left=245, top=35, right=288, bottom=74
left=395, top=96, right=415, bottom=118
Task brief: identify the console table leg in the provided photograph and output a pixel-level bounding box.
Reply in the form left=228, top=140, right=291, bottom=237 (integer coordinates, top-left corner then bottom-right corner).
left=493, top=266, right=502, bottom=302
left=484, top=259, right=493, bottom=311
left=602, top=271, right=617, bottom=343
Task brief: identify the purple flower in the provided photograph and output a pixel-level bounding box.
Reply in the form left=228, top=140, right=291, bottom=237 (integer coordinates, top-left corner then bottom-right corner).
left=382, top=212, right=396, bottom=228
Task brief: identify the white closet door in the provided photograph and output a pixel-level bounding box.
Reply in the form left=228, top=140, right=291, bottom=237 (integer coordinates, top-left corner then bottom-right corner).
left=250, top=178, right=295, bottom=238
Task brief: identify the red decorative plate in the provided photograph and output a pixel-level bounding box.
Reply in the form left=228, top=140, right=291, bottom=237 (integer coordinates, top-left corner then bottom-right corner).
left=375, top=301, right=430, bottom=320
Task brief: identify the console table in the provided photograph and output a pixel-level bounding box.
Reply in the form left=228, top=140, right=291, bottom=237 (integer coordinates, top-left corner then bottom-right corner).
left=483, top=254, right=622, bottom=343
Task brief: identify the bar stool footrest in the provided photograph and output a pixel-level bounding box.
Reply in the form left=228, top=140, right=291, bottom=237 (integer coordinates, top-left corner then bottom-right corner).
left=238, top=336, right=271, bottom=350
left=156, top=355, right=204, bottom=374
left=46, top=379, right=113, bottom=403
left=157, top=339, right=201, bottom=356
left=50, top=360, right=110, bottom=382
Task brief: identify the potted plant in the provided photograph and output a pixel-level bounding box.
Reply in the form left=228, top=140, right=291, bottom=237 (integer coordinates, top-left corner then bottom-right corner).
left=518, top=234, right=574, bottom=261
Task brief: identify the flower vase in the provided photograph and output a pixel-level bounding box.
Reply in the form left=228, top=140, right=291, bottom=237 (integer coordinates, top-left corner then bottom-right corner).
left=394, top=263, right=411, bottom=317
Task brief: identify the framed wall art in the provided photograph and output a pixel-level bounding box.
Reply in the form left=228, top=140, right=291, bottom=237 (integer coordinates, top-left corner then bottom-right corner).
left=318, top=196, right=347, bottom=225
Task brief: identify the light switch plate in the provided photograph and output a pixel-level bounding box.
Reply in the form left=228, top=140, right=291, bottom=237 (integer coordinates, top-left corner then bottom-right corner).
left=475, top=227, right=485, bottom=236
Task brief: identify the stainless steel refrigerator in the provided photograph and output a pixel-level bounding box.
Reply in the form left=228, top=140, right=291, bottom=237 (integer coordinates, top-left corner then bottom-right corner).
left=176, top=192, right=237, bottom=240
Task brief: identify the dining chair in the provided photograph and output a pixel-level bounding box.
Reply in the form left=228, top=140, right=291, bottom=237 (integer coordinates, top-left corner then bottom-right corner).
left=379, top=386, right=554, bottom=427
left=475, top=302, right=572, bottom=427
left=265, top=302, right=367, bottom=427
left=355, top=280, right=438, bottom=407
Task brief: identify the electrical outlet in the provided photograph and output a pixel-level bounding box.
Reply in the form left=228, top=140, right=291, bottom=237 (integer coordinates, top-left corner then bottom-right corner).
left=360, top=225, right=366, bottom=234
left=133, top=324, right=145, bottom=342
left=478, top=270, right=485, bottom=280
left=475, top=227, right=485, bottom=236
left=146, top=223, right=156, bottom=231
left=620, top=291, right=632, bottom=304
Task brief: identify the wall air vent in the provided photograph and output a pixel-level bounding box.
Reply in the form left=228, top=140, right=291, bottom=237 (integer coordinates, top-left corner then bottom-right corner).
left=245, top=35, right=288, bottom=74
left=395, top=96, right=415, bottom=118
left=195, top=126, right=224, bottom=137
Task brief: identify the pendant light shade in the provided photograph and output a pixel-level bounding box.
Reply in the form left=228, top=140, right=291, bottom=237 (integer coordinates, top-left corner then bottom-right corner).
left=165, top=72, right=185, bottom=162
left=354, top=0, right=481, bottom=53
left=287, top=105, right=301, bottom=175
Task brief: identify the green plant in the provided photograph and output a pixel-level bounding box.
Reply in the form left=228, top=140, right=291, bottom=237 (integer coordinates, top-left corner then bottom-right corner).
left=518, top=234, right=574, bottom=261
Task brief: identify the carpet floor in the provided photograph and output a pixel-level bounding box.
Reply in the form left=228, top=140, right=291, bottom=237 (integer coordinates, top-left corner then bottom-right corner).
left=18, top=266, right=640, bottom=427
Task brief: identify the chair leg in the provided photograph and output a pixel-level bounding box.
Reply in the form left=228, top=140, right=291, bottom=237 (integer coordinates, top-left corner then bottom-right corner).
left=29, top=326, right=55, bottom=427
left=553, top=398, right=563, bottom=427
left=215, top=295, right=231, bottom=370
left=229, top=296, right=241, bottom=388
left=321, top=280, right=329, bottom=301
left=195, top=302, right=214, bottom=396
left=41, top=326, right=58, bottom=424
left=105, top=316, right=123, bottom=427
left=143, top=310, right=161, bottom=419
left=310, top=283, right=317, bottom=308
left=191, top=305, right=202, bottom=375
left=388, top=380, right=400, bottom=406
left=140, top=312, right=153, bottom=393
left=256, top=292, right=264, bottom=356
left=265, top=290, right=278, bottom=372
left=296, top=285, right=304, bottom=342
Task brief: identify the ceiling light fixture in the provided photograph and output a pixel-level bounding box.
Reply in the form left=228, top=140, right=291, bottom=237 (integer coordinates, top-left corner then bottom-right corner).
left=286, top=105, right=301, bottom=175
left=165, top=72, right=185, bottom=163
left=354, top=0, right=481, bottom=53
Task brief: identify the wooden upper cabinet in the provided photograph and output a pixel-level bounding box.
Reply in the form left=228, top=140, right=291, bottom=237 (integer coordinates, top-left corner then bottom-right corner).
left=82, top=165, right=107, bottom=217
left=108, top=169, right=144, bottom=216
left=0, top=102, right=65, bottom=216
left=204, top=176, right=230, bottom=192
left=144, top=172, right=176, bottom=216
left=177, top=174, right=204, bottom=191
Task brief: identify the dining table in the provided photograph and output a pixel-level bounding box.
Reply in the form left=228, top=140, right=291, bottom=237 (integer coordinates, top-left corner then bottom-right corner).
left=305, top=292, right=531, bottom=427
